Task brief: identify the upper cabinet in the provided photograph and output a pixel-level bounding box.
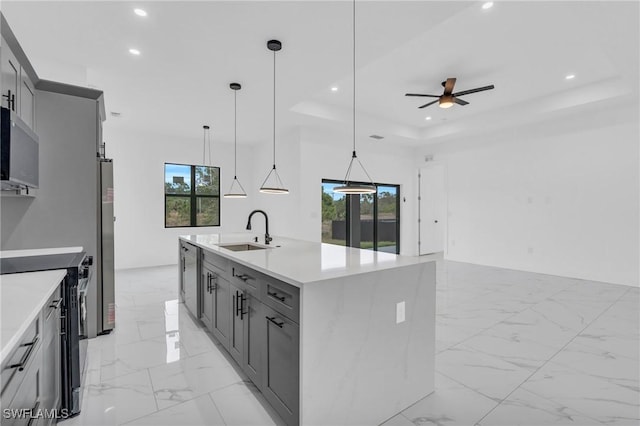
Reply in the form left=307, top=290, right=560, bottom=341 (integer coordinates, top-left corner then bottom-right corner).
left=1, top=37, right=20, bottom=114
left=1, top=35, right=36, bottom=132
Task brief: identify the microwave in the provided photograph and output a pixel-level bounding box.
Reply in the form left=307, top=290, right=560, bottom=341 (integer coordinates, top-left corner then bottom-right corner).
left=1, top=106, right=39, bottom=189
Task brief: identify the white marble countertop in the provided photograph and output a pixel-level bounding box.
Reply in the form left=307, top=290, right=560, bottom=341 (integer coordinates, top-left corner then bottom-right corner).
left=180, top=233, right=432, bottom=287
left=0, top=246, right=83, bottom=259
left=0, top=270, right=67, bottom=364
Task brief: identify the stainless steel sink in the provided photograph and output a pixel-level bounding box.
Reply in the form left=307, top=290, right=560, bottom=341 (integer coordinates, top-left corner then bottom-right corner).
left=218, top=243, right=269, bottom=252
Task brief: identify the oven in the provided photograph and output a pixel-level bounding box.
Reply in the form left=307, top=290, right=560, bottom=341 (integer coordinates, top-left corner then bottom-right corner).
left=0, top=250, right=93, bottom=418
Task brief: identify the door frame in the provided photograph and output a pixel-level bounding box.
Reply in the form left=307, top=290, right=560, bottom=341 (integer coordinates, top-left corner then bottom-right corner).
left=418, top=162, right=448, bottom=256
left=322, top=179, right=401, bottom=254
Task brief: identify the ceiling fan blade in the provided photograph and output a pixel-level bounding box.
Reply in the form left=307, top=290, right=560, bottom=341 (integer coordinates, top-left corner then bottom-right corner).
left=454, top=97, right=469, bottom=106
left=418, top=99, right=439, bottom=109
left=452, top=84, right=495, bottom=97
left=405, top=93, right=440, bottom=98
left=443, top=78, right=457, bottom=95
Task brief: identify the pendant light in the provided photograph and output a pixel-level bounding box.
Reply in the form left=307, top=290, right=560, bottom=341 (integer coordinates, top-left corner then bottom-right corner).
left=334, top=0, right=376, bottom=195
left=201, top=125, right=213, bottom=185
left=259, top=39, right=289, bottom=195
left=223, top=83, right=247, bottom=198
left=202, top=125, right=212, bottom=165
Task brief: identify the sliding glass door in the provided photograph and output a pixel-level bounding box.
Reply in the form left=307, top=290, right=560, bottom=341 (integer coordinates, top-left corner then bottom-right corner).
left=321, top=180, right=400, bottom=254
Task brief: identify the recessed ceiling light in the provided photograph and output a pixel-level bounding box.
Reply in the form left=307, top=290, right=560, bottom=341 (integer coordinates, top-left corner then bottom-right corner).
left=482, top=2, right=494, bottom=10
left=565, top=74, right=575, bottom=80
left=331, top=87, right=338, bottom=92
left=425, top=116, right=432, bottom=121
left=134, top=8, right=147, bottom=17
left=129, top=48, right=141, bottom=55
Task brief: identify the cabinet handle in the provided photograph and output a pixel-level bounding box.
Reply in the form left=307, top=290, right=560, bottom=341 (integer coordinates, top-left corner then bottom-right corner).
left=266, top=316, right=284, bottom=328
left=267, top=291, right=286, bottom=302
left=240, top=294, right=247, bottom=320
left=182, top=258, right=186, bottom=272
left=210, top=273, right=217, bottom=291
left=235, top=291, right=242, bottom=317
left=234, top=273, right=250, bottom=281
left=49, top=299, right=63, bottom=309
left=26, top=400, right=40, bottom=426
left=9, top=336, right=39, bottom=371
left=3, top=90, right=15, bottom=111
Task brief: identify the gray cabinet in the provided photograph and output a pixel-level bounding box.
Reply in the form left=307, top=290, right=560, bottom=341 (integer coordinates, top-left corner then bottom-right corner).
left=183, top=243, right=300, bottom=425
left=0, top=316, right=43, bottom=426
left=180, top=242, right=199, bottom=318
left=41, top=287, right=62, bottom=425
left=229, top=282, right=244, bottom=366
left=242, top=293, right=265, bottom=386
left=1, top=36, right=36, bottom=131
left=263, top=304, right=299, bottom=426
left=200, top=264, right=215, bottom=331
left=20, top=73, right=35, bottom=129
left=201, top=264, right=232, bottom=351
left=211, top=273, right=231, bottom=349
left=1, top=37, right=19, bottom=113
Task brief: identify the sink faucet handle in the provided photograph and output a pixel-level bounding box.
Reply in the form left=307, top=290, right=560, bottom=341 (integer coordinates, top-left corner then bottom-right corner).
left=265, top=235, right=273, bottom=244
left=254, top=236, right=259, bottom=243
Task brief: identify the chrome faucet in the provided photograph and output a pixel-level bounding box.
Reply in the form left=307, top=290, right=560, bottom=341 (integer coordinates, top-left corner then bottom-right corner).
left=246, top=210, right=272, bottom=245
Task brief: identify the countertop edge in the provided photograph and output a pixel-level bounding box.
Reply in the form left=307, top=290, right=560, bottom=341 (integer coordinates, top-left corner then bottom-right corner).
left=0, top=269, right=67, bottom=364
left=179, top=236, right=435, bottom=288
left=180, top=237, right=305, bottom=288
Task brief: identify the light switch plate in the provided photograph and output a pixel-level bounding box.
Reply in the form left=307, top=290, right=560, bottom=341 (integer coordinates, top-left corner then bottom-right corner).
left=396, top=301, right=405, bottom=324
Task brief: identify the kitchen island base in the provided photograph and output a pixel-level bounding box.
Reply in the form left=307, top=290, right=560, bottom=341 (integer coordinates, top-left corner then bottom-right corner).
left=179, top=235, right=435, bottom=426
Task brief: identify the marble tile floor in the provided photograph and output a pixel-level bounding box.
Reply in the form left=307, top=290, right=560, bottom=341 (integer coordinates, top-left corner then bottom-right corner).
left=64, top=259, right=639, bottom=426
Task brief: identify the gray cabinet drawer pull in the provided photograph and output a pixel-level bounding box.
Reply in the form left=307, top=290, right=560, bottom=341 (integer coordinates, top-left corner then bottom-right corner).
left=266, top=316, right=284, bottom=328
left=9, top=336, right=39, bottom=371
left=267, top=291, right=286, bottom=302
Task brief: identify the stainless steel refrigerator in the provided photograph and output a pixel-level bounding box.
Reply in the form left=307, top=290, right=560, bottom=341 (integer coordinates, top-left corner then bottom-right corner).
left=97, top=158, right=115, bottom=334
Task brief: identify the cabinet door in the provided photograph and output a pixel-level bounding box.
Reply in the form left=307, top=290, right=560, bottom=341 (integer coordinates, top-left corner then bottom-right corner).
left=243, top=295, right=265, bottom=387
left=3, top=342, right=43, bottom=426
left=1, top=39, right=19, bottom=112
left=262, top=305, right=299, bottom=426
left=212, top=274, right=231, bottom=350
left=183, top=245, right=199, bottom=318
left=200, top=266, right=214, bottom=331
left=41, top=290, right=61, bottom=425
left=228, top=283, right=244, bottom=365
left=20, top=73, right=35, bottom=129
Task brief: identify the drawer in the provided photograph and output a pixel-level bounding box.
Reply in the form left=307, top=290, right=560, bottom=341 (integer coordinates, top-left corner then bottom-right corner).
left=1, top=314, right=41, bottom=399
left=2, top=340, right=43, bottom=426
left=202, top=250, right=230, bottom=276
left=262, top=278, right=299, bottom=323
left=230, top=263, right=261, bottom=297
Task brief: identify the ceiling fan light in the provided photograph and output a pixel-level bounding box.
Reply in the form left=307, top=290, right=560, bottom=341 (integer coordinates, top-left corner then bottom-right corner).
left=439, top=96, right=454, bottom=108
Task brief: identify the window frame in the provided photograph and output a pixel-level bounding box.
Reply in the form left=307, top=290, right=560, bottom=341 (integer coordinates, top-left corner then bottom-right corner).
left=164, top=162, right=221, bottom=228
left=321, top=179, right=401, bottom=254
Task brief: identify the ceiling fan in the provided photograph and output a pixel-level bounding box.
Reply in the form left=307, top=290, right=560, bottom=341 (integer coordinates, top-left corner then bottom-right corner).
left=405, top=78, right=495, bottom=109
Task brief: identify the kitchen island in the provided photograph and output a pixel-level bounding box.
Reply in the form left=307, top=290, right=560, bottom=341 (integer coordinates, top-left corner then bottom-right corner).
left=179, top=234, right=436, bottom=426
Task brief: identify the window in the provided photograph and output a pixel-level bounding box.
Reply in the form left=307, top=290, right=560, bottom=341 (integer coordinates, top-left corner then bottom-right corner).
left=322, top=179, right=400, bottom=254
left=165, top=163, right=220, bottom=227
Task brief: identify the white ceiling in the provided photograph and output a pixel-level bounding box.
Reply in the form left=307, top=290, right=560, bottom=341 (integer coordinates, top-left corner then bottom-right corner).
left=3, top=1, right=638, bottom=147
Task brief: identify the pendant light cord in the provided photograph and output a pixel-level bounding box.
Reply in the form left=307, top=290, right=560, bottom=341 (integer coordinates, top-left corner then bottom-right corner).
left=352, top=0, right=356, bottom=155
left=234, top=90, right=238, bottom=178
left=273, top=49, right=277, bottom=168
left=209, top=129, right=212, bottom=166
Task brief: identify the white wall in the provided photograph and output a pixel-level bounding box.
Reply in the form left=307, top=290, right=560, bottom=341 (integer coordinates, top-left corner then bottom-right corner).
left=109, top=124, right=420, bottom=270
left=107, top=125, right=255, bottom=269
left=418, top=106, right=639, bottom=286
